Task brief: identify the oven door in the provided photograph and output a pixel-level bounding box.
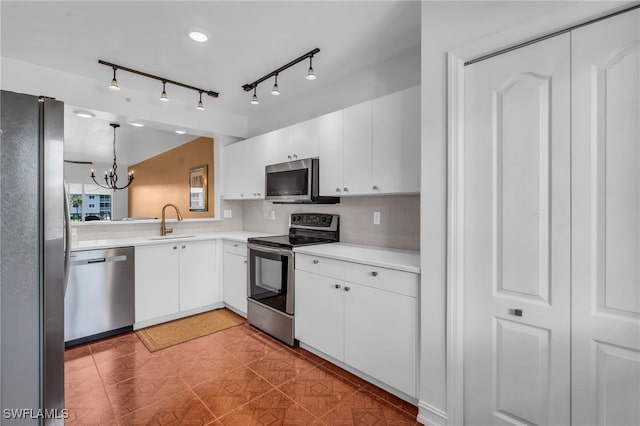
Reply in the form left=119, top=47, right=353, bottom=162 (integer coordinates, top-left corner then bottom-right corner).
left=247, top=243, right=294, bottom=315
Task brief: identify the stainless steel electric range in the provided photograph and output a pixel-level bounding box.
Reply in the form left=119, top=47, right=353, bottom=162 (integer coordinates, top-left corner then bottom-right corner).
left=246, top=213, right=339, bottom=346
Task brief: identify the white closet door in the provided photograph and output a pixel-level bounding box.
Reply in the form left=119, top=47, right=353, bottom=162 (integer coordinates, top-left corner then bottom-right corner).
left=572, top=9, right=640, bottom=425
left=462, top=34, right=571, bottom=425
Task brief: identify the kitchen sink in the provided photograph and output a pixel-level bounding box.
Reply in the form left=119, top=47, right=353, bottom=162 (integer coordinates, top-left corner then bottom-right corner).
left=147, top=235, right=197, bottom=240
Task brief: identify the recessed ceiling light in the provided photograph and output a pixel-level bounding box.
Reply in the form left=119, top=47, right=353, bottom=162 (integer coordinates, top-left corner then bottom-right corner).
left=73, top=110, right=95, bottom=119
left=188, top=31, right=208, bottom=43
left=128, top=121, right=144, bottom=128
left=175, top=130, right=187, bottom=135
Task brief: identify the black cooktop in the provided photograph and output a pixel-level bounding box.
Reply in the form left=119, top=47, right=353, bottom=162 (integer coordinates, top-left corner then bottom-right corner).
left=248, top=213, right=340, bottom=249
left=247, top=234, right=336, bottom=249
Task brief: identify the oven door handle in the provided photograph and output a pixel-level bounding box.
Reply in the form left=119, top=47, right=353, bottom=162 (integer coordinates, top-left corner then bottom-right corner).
left=248, top=243, right=293, bottom=257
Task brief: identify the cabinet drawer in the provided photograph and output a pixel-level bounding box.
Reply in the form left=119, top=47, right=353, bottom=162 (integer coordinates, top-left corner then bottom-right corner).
left=345, top=263, right=418, bottom=298
left=295, top=254, right=345, bottom=279
left=223, top=240, right=247, bottom=257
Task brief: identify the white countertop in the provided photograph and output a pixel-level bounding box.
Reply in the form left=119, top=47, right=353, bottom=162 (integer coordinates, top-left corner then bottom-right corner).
left=294, top=243, right=420, bottom=273
left=71, top=231, right=272, bottom=252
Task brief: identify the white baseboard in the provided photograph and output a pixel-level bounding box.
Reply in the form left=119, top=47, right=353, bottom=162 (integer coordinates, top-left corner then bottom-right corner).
left=133, top=302, right=226, bottom=330
left=417, top=400, right=447, bottom=426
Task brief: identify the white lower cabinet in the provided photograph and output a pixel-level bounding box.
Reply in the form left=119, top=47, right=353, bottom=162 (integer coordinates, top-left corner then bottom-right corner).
left=295, top=255, right=418, bottom=398
left=135, top=239, right=219, bottom=326
left=222, top=240, right=248, bottom=316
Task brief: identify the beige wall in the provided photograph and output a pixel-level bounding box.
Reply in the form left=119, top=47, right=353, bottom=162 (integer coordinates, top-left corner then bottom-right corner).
left=128, top=137, right=214, bottom=219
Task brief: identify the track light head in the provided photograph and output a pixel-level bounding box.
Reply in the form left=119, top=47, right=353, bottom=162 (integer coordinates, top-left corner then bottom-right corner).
left=160, top=81, right=169, bottom=102
left=251, top=86, right=260, bottom=105
left=271, top=74, right=280, bottom=95
left=306, top=55, right=316, bottom=80
left=109, top=67, right=120, bottom=90
left=197, top=91, right=205, bottom=110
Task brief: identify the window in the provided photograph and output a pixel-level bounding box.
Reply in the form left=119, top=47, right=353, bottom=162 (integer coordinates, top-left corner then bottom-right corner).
left=67, top=183, right=112, bottom=222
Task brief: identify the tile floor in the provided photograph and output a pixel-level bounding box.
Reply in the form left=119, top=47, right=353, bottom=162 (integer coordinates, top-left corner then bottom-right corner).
left=64, top=309, right=421, bottom=425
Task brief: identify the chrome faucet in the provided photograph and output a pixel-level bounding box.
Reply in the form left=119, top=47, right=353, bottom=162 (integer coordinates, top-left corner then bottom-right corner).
left=161, top=203, right=183, bottom=236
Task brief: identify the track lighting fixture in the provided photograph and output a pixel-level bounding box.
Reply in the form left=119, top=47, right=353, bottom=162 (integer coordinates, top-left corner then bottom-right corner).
left=90, top=123, right=135, bottom=191
left=242, top=48, right=319, bottom=104
left=306, top=55, right=316, bottom=80
left=271, top=74, right=280, bottom=96
left=197, top=91, right=205, bottom=110
left=160, top=81, right=169, bottom=102
left=109, top=66, right=120, bottom=91
left=99, top=60, right=219, bottom=110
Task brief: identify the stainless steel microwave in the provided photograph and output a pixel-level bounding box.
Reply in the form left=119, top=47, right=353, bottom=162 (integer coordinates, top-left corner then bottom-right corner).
left=264, top=158, right=339, bottom=204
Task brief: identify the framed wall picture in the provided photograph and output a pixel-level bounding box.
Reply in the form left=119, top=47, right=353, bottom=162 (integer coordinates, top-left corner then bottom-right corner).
left=189, top=165, right=207, bottom=211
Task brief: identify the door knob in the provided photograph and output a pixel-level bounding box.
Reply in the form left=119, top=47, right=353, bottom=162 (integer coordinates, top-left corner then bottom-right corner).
left=372, top=185, right=379, bottom=190
left=334, top=284, right=341, bottom=289
left=288, top=155, right=292, bottom=160
left=344, top=286, right=351, bottom=292
left=336, top=188, right=341, bottom=193
left=343, top=187, right=348, bottom=192
left=371, top=271, right=378, bottom=277
left=313, top=259, right=319, bottom=264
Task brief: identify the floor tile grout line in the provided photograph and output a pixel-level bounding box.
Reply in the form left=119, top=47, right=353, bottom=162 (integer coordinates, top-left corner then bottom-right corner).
left=272, top=384, right=327, bottom=424
left=180, top=376, right=219, bottom=423
left=85, top=344, right=119, bottom=423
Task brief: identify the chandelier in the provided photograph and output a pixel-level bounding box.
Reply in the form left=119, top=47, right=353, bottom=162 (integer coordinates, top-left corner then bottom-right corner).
left=90, top=123, right=135, bottom=190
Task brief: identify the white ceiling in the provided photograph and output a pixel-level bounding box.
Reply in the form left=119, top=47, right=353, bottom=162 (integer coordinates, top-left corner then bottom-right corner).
left=1, top=1, right=421, bottom=164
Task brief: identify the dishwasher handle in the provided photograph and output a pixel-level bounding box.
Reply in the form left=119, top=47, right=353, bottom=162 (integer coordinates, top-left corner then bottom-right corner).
left=72, top=255, right=128, bottom=266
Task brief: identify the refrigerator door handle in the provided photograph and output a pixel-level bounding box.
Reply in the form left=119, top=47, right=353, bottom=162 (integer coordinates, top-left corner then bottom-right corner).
left=63, top=184, right=71, bottom=295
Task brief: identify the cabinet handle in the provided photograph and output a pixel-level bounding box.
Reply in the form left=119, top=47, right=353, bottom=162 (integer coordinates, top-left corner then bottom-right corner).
left=334, top=284, right=341, bottom=289
left=288, top=155, right=292, bottom=160
left=372, top=185, right=379, bottom=190
left=233, top=243, right=238, bottom=247
left=240, top=193, right=244, bottom=197
left=336, top=188, right=341, bottom=193
left=182, top=245, right=186, bottom=249
left=344, top=286, right=351, bottom=292
left=510, top=309, right=523, bottom=317
left=313, top=259, right=319, bottom=264
left=293, top=154, right=298, bottom=159
left=244, top=260, right=247, bottom=264
left=343, top=187, right=348, bottom=192
left=173, top=246, right=178, bottom=250
left=256, top=192, right=261, bottom=196
left=371, top=271, right=378, bottom=277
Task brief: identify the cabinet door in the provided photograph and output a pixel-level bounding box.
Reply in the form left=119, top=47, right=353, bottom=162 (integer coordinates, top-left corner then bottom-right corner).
left=571, top=9, right=640, bottom=426
left=295, top=270, right=344, bottom=361
left=342, top=101, right=373, bottom=195
left=224, top=138, right=266, bottom=199
left=318, top=110, right=345, bottom=197
left=223, top=140, right=250, bottom=199
left=292, top=111, right=342, bottom=161
left=372, top=86, right=420, bottom=194
left=223, top=251, right=248, bottom=316
left=179, top=240, right=218, bottom=311
left=265, top=125, right=294, bottom=164
left=135, top=244, right=179, bottom=323
left=344, top=283, right=417, bottom=397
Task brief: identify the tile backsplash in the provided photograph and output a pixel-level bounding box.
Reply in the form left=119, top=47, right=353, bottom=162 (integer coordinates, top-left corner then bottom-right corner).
left=72, top=196, right=420, bottom=252
left=242, top=194, right=420, bottom=251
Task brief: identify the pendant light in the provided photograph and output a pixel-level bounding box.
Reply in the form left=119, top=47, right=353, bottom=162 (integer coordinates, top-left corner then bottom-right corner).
left=271, top=74, right=280, bottom=96
left=109, top=66, right=120, bottom=90
left=306, top=55, right=316, bottom=80
left=160, top=81, right=169, bottom=102
left=251, top=86, right=259, bottom=105
left=197, top=91, right=205, bottom=110
left=90, top=123, right=135, bottom=190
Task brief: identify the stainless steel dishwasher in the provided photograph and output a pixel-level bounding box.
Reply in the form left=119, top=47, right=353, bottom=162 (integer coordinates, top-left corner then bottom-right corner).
left=64, top=246, right=135, bottom=346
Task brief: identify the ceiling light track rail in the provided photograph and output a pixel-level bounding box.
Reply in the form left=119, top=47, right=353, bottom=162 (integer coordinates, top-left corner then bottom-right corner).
left=242, top=48, right=320, bottom=92
left=98, top=59, right=219, bottom=98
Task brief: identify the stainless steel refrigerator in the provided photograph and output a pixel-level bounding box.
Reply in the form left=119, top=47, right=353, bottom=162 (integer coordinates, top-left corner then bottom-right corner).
left=1, top=90, right=66, bottom=425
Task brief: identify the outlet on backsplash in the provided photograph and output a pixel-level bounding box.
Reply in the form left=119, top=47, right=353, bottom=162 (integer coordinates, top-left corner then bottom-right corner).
left=271, top=210, right=276, bottom=220
left=373, top=211, right=381, bottom=225
left=224, top=209, right=233, bottom=218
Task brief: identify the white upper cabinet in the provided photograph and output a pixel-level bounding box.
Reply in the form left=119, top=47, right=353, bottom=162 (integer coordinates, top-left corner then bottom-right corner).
left=223, top=86, right=420, bottom=199
left=341, top=101, right=373, bottom=195
left=223, top=136, right=267, bottom=199
left=372, top=86, right=420, bottom=194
